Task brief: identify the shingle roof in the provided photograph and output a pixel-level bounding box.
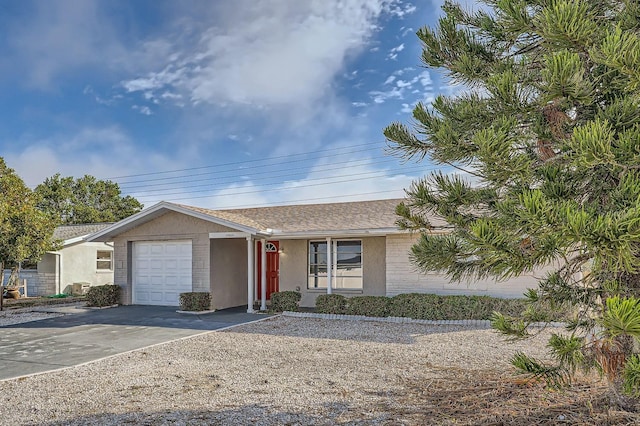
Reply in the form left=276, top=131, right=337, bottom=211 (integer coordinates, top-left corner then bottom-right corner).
left=53, top=223, right=114, bottom=241
left=177, top=198, right=449, bottom=234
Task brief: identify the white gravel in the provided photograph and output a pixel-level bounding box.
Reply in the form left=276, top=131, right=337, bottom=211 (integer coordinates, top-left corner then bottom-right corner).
left=0, top=315, right=561, bottom=425
left=0, top=309, right=63, bottom=326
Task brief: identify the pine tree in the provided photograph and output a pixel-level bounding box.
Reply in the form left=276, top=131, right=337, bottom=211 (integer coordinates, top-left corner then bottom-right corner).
left=384, top=0, right=640, bottom=406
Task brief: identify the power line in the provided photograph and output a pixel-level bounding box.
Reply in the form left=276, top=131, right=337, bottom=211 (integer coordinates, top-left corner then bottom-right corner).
left=132, top=163, right=428, bottom=200
left=108, top=141, right=386, bottom=182
left=135, top=165, right=435, bottom=203
left=116, top=145, right=386, bottom=186
left=121, top=157, right=401, bottom=193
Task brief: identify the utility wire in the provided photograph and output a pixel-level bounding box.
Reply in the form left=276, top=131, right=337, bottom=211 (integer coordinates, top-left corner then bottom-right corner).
left=136, top=166, right=432, bottom=203
left=109, top=141, right=386, bottom=182
left=131, top=163, right=429, bottom=200
left=116, top=146, right=387, bottom=186
left=121, top=157, right=402, bottom=192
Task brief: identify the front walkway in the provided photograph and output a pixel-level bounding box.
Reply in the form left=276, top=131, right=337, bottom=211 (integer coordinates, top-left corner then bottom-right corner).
left=0, top=305, right=269, bottom=381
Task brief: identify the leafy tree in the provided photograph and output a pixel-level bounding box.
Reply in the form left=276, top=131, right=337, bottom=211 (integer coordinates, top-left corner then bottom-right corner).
left=384, top=0, right=640, bottom=407
left=0, top=158, right=58, bottom=286
left=35, top=174, right=143, bottom=224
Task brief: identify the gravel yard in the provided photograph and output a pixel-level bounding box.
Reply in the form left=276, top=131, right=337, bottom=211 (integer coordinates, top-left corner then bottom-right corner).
left=0, top=309, right=63, bottom=326
left=0, top=315, right=597, bottom=425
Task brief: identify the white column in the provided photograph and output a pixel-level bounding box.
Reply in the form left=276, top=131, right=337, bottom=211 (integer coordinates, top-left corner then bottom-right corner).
left=246, top=236, right=255, bottom=313
left=260, top=239, right=267, bottom=311
left=326, top=237, right=332, bottom=294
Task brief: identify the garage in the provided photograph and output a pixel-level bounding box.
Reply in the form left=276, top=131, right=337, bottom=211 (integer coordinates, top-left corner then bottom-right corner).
left=132, top=240, right=192, bottom=306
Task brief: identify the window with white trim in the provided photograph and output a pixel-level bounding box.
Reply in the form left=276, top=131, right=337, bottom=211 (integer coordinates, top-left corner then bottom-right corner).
left=96, top=250, right=113, bottom=271
left=308, top=240, right=362, bottom=289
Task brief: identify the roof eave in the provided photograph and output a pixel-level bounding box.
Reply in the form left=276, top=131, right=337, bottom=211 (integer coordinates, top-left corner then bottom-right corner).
left=62, top=236, right=87, bottom=246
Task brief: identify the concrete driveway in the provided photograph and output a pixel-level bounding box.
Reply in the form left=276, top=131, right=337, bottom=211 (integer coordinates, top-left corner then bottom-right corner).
left=0, top=305, right=268, bottom=381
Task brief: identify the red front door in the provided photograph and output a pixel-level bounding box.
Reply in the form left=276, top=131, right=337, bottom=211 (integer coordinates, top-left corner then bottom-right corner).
left=257, top=241, right=279, bottom=300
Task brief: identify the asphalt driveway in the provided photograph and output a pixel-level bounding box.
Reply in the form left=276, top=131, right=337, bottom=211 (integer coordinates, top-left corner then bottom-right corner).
left=0, top=305, right=268, bottom=381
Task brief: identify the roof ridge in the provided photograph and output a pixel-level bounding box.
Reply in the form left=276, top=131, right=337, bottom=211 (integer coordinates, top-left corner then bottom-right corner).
left=57, top=222, right=115, bottom=227
left=215, top=197, right=404, bottom=213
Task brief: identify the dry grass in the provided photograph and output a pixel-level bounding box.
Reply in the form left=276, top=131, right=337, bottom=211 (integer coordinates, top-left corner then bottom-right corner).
left=385, top=370, right=639, bottom=425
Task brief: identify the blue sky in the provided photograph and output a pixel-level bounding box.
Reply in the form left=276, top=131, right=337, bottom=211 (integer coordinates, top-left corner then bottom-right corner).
left=0, top=0, right=455, bottom=209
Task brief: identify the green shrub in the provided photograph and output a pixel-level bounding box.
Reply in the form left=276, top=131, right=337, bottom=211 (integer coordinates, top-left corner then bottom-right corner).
left=86, top=284, right=121, bottom=307
left=436, top=295, right=495, bottom=320
left=388, top=293, right=534, bottom=320
left=179, top=292, right=212, bottom=311
left=312, top=292, right=566, bottom=321
left=315, top=294, right=347, bottom=314
left=346, top=296, right=391, bottom=317
left=270, top=291, right=301, bottom=312
left=388, top=293, right=441, bottom=319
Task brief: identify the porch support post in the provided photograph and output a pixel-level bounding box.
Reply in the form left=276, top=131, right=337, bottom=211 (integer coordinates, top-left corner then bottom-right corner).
left=260, top=239, right=267, bottom=311
left=246, top=236, right=255, bottom=313
left=326, top=237, right=332, bottom=294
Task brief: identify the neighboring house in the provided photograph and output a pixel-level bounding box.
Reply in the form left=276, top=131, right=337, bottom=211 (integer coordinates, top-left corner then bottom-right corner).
left=86, top=199, right=544, bottom=311
left=2, top=224, right=115, bottom=297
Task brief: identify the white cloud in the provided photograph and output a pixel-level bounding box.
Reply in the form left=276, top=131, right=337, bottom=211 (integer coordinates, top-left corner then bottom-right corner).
left=132, top=105, right=153, bottom=115
left=400, top=26, right=415, bottom=37
left=386, top=43, right=406, bottom=60
left=393, top=67, right=414, bottom=76
left=171, top=157, right=418, bottom=209
left=419, top=71, right=433, bottom=88
left=388, top=3, right=417, bottom=18
left=370, top=86, right=404, bottom=104
left=125, top=119, right=423, bottom=209
left=119, top=0, right=408, bottom=114
left=3, top=126, right=176, bottom=191
left=161, top=92, right=182, bottom=100
left=83, top=85, right=116, bottom=106
left=369, top=70, right=435, bottom=108
left=5, top=1, right=131, bottom=89
left=2, top=0, right=426, bottom=206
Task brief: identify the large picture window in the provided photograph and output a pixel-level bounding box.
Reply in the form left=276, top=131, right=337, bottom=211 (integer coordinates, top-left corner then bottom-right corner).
left=308, top=240, right=362, bottom=290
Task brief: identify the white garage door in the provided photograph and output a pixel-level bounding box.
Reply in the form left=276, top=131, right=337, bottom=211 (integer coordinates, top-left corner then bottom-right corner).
left=133, top=240, right=192, bottom=306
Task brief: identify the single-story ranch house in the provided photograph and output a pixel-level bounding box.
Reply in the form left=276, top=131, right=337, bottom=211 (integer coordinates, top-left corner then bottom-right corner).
left=86, top=199, right=542, bottom=311
left=3, top=223, right=114, bottom=297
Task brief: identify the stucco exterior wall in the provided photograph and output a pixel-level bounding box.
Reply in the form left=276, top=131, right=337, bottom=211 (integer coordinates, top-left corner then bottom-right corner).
left=385, top=234, right=541, bottom=299
left=112, top=211, right=237, bottom=305
left=278, top=237, right=387, bottom=308
left=210, top=239, right=248, bottom=310
left=3, top=241, right=113, bottom=298
left=58, top=242, right=115, bottom=294
left=278, top=239, right=308, bottom=301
